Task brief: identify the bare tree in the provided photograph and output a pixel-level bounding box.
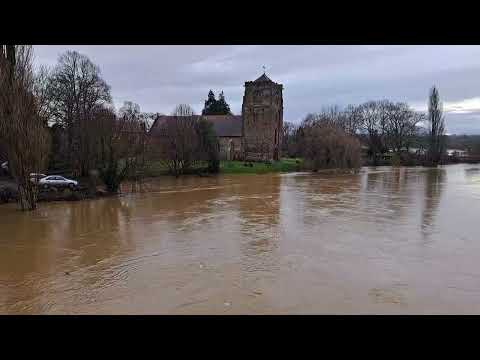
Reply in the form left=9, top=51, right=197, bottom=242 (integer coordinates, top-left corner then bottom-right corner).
left=303, top=105, right=362, bottom=137
left=154, top=104, right=200, bottom=176
left=119, top=101, right=141, bottom=119
left=119, top=101, right=157, bottom=132
left=384, top=102, right=423, bottom=153
left=343, top=104, right=363, bottom=136
left=152, top=104, right=220, bottom=175
left=297, top=100, right=427, bottom=167
left=45, top=51, right=112, bottom=176
left=33, top=64, right=53, bottom=126
left=0, top=45, right=50, bottom=210
left=359, top=101, right=387, bottom=165
left=427, top=86, right=446, bottom=166
left=95, top=105, right=149, bottom=193
left=282, top=121, right=296, bottom=157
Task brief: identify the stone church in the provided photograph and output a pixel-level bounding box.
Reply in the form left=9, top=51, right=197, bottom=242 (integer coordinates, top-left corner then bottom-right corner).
left=150, top=73, right=283, bottom=161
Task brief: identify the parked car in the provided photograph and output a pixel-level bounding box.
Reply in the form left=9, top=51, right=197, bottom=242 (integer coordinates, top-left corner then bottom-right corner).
left=30, top=173, right=47, bottom=183
left=38, top=175, right=78, bottom=189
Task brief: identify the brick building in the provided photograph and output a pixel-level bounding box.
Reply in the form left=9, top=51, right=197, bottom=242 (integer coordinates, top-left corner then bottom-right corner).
left=149, top=73, right=283, bottom=161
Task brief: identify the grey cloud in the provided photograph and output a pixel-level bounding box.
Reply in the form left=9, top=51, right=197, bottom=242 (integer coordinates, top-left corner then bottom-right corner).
left=34, top=45, right=480, bottom=133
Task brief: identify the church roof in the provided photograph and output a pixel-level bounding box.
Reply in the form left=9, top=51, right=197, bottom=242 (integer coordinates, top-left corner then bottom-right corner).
left=150, top=114, right=242, bottom=138
left=204, top=115, right=242, bottom=137
left=254, top=73, right=273, bottom=83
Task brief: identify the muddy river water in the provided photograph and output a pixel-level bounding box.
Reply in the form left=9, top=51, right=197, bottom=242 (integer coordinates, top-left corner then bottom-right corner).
left=1, top=164, right=480, bottom=314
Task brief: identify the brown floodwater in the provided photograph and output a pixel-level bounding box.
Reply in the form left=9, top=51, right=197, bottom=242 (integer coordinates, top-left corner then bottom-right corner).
left=1, top=164, right=480, bottom=314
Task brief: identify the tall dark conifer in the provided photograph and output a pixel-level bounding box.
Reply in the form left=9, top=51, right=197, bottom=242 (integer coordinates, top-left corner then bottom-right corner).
left=217, top=91, right=232, bottom=115
left=202, top=90, right=217, bottom=115
left=202, top=90, right=232, bottom=115
left=427, top=86, right=446, bottom=166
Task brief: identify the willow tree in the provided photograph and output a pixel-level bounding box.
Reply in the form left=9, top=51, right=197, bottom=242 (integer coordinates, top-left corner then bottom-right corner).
left=427, top=86, right=446, bottom=166
left=0, top=45, right=50, bottom=210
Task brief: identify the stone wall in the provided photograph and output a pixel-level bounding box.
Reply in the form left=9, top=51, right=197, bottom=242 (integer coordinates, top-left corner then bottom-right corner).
left=218, top=137, right=242, bottom=161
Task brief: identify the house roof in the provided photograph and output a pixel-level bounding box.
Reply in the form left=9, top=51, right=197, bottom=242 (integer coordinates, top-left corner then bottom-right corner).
left=150, top=115, right=242, bottom=137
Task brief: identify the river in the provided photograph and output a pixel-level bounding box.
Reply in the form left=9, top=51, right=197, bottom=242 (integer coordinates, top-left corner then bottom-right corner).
left=1, top=164, right=480, bottom=314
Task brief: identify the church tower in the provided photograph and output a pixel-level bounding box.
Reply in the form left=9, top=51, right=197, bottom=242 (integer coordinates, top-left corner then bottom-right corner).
left=242, top=73, right=283, bottom=161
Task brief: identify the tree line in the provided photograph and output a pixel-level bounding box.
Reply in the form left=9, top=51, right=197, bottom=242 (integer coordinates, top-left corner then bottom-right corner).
left=0, top=45, right=447, bottom=211
left=283, top=91, right=446, bottom=168
left=0, top=46, right=225, bottom=210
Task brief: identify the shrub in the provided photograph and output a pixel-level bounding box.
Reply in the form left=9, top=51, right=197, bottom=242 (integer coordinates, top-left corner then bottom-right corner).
left=196, top=118, right=220, bottom=173
left=300, top=122, right=361, bottom=171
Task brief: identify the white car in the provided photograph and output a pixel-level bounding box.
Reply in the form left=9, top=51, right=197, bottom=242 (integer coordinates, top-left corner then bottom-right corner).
left=39, top=175, right=78, bottom=189
left=1, top=162, right=7, bottom=171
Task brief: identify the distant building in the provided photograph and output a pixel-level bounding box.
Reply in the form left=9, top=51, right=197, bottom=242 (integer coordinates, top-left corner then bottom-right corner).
left=149, top=73, right=284, bottom=161
left=447, top=149, right=468, bottom=157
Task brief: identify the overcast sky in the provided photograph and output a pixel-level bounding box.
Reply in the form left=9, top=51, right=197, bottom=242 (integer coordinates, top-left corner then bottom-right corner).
left=34, top=45, right=480, bottom=134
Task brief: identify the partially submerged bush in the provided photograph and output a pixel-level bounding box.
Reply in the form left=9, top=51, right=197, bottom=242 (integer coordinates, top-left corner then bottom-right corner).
left=300, top=122, right=361, bottom=171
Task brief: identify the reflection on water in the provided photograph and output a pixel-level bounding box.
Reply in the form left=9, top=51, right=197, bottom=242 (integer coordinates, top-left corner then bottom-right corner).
left=422, top=168, right=446, bottom=240
left=1, top=164, right=480, bottom=314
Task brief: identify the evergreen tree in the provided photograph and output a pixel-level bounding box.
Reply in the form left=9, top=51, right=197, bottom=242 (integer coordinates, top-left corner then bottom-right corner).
left=202, top=90, right=217, bottom=115
left=201, top=90, right=232, bottom=115
left=217, top=91, right=232, bottom=115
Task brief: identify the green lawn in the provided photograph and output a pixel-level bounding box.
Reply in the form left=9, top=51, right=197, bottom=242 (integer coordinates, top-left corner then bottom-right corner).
left=144, top=158, right=304, bottom=177
left=220, top=158, right=304, bottom=174
left=144, top=161, right=173, bottom=177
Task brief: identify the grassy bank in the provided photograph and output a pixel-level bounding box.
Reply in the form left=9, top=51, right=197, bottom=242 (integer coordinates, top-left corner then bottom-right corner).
left=143, top=158, right=305, bottom=177
left=220, top=158, right=304, bottom=174
left=1, top=159, right=304, bottom=205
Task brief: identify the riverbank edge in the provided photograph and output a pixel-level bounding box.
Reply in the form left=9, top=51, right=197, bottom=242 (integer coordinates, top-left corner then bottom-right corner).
left=0, top=166, right=357, bottom=207
left=2, top=161, right=474, bottom=206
